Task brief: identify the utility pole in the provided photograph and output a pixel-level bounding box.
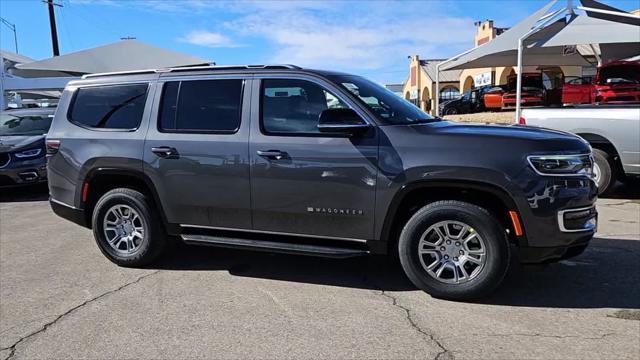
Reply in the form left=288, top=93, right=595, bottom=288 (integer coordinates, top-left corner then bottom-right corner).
left=45, top=0, right=61, bottom=56
left=0, top=17, right=18, bottom=53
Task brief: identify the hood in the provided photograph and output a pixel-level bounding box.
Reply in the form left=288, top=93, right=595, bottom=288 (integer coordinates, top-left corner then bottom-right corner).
left=0, top=134, right=45, bottom=153
left=397, top=121, right=591, bottom=154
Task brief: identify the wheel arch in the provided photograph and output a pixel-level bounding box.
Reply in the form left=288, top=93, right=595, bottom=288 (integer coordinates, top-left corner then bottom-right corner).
left=576, top=132, right=620, bottom=157
left=81, top=168, right=175, bottom=233
left=379, top=179, right=525, bottom=254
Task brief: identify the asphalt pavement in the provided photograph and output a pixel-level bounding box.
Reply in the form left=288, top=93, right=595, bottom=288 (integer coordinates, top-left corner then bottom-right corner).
left=1, top=183, right=638, bottom=359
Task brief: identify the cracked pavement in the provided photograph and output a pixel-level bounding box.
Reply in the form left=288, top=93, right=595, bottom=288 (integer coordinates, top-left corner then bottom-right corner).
left=1, top=187, right=639, bottom=359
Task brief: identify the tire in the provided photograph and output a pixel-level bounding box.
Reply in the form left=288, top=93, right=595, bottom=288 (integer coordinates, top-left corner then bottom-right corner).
left=398, top=200, right=510, bottom=300
left=592, top=148, right=615, bottom=195
left=446, top=108, right=458, bottom=115
left=92, top=188, right=167, bottom=267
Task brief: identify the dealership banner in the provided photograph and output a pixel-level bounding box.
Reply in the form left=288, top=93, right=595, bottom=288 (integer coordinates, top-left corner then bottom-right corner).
left=474, top=72, right=492, bottom=87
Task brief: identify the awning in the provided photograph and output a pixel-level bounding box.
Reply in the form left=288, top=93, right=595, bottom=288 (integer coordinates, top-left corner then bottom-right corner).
left=16, top=40, right=210, bottom=74
left=442, top=1, right=639, bottom=71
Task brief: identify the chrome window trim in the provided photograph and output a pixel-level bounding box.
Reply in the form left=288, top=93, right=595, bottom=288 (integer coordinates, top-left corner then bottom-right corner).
left=557, top=206, right=597, bottom=233
left=180, top=224, right=368, bottom=243
left=526, top=153, right=594, bottom=177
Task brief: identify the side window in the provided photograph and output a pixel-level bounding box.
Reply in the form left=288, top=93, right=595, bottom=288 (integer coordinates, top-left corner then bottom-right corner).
left=69, top=84, right=148, bottom=129
left=261, top=79, right=348, bottom=135
left=159, top=79, right=243, bottom=133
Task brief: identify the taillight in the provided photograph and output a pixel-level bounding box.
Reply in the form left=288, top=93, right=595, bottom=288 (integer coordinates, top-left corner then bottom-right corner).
left=518, top=116, right=526, bottom=125
left=46, top=139, right=61, bottom=155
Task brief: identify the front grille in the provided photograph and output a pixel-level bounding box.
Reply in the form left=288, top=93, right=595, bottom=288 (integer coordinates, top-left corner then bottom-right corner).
left=607, top=96, right=635, bottom=102
left=0, top=153, right=9, bottom=168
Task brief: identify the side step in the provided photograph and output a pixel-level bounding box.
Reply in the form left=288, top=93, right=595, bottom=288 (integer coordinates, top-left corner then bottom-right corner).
left=181, top=234, right=369, bottom=259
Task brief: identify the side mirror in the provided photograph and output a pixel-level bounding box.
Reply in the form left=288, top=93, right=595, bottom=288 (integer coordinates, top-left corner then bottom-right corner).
left=317, top=108, right=370, bottom=135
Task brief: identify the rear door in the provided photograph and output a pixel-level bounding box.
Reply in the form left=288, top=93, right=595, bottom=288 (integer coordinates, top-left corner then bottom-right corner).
left=248, top=75, right=379, bottom=241
left=143, top=75, right=252, bottom=229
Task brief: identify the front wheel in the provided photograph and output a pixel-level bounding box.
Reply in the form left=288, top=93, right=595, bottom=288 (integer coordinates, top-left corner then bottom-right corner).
left=592, top=148, right=615, bottom=195
left=92, top=188, right=167, bottom=267
left=398, top=200, right=510, bottom=300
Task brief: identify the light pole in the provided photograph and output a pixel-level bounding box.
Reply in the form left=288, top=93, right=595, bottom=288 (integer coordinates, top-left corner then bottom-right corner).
left=0, top=17, right=18, bottom=53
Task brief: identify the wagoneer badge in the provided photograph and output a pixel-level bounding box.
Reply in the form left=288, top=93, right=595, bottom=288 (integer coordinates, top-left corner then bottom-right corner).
left=307, top=207, right=364, bottom=216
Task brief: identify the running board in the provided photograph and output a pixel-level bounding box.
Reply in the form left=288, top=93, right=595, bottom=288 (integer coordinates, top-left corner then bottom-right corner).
left=180, top=234, right=369, bottom=258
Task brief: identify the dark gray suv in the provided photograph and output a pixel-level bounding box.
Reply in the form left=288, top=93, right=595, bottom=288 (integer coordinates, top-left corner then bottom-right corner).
left=47, top=65, right=597, bottom=300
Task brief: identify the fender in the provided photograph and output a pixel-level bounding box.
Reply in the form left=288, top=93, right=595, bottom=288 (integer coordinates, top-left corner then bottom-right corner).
left=81, top=166, right=176, bottom=234
left=377, top=177, right=524, bottom=247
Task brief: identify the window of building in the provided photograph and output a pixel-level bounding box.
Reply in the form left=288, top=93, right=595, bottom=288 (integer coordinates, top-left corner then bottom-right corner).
left=439, top=87, right=460, bottom=101
left=69, top=84, right=148, bottom=129
left=159, top=79, right=243, bottom=133
left=261, top=79, right=348, bottom=135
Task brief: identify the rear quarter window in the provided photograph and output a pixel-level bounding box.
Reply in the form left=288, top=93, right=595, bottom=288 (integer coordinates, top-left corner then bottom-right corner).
left=68, top=83, right=148, bottom=130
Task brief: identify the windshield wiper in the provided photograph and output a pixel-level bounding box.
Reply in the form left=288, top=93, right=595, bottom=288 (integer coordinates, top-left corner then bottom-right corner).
left=413, top=117, right=441, bottom=124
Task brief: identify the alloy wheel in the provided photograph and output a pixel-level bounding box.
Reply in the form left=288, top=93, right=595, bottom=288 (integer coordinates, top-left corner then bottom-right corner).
left=418, top=220, right=487, bottom=284
left=103, top=204, right=145, bottom=255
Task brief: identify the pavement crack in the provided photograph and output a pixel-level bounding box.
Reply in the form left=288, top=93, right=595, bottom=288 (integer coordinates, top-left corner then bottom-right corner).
left=1, top=271, right=159, bottom=360
left=457, top=332, right=617, bottom=341
left=377, top=290, right=452, bottom=360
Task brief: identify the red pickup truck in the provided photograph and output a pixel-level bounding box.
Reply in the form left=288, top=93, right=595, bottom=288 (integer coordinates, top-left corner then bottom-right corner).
left=562, top=60, right=640, bottom=105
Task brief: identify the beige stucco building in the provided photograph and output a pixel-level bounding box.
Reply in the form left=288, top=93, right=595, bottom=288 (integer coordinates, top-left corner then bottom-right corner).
left=402, top=20, right=586, bottom=114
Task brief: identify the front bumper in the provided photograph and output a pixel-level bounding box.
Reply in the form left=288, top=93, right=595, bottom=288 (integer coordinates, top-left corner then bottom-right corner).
left=515, top=176, right=598, bottom=264
left=0, top=155, right=48, bottom=188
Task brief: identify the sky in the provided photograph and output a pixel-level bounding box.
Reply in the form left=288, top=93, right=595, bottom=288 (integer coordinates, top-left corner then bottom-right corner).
left=1, top=0, right=638, bottom=84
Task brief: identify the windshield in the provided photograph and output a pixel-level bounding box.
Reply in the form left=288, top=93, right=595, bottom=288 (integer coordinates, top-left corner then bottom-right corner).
left=598, top=65, right=640, bottom=85
left=328, top=75, right=436, bottom=125
left=0, top=113, right=54, bottom=136
left=508, top=74, right=542, bottom=90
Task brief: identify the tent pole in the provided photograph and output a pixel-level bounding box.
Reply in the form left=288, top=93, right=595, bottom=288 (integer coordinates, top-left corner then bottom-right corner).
left=435, top=63, right=440, bottom=117
left=515, top=37, right=524, bottom=123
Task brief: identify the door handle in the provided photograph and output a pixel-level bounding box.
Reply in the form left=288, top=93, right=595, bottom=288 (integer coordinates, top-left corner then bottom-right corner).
left=257, top=150, right=288, bottom=160
left=151, top=146, right=178, bottom=158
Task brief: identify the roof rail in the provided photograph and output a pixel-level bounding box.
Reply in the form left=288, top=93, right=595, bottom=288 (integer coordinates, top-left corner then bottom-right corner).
left=81, top=64, right=302, bottom=79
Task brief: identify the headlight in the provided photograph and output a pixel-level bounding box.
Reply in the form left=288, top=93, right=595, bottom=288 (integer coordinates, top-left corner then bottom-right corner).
left=527, top=154, right=593, bottom=176
left=14, top=148, right=43, bottom=159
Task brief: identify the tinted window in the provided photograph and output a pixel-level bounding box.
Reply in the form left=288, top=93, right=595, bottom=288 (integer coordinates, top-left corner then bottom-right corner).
left=69, top=84, right=148, bottom=129
left=159, top=79, right=243, bottom=133
left=262, top=79, right=347, bottom=134
left=0, top=113, right=53, bottom=136
left=328, top=75, right=436, bottom=125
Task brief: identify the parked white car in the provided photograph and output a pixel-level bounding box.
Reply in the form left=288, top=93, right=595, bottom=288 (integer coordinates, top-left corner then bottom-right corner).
left=520, top=106, right=640, bottom=194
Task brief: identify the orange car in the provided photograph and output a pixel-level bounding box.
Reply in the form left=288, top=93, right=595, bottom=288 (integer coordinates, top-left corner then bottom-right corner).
left=483, top=86, right=505, bottom=109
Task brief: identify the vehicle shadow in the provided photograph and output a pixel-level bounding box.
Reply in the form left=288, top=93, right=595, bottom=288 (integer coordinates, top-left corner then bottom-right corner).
left=0, top=184, right=49, bottom=203
left=152, top=236, right=639, bottom=309
left=600, top=180, right=640, bottom=200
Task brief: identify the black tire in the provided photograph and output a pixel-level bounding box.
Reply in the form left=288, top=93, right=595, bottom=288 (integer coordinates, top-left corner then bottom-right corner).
left=446, top=108, right=458, bottom=115
left=398, top=200, right=510, bottom=300
left=592, top=148, right=615, bottom=195
left=92, top=188, right=167, bottom=267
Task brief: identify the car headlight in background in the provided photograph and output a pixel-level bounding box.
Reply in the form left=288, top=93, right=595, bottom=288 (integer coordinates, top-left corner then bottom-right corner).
left=527, top=154, right=594, bottom=177
left=14, top=148, right=43, bottom=159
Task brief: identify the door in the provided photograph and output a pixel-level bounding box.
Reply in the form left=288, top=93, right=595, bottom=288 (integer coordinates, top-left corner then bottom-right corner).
left=143, top=76, right=252, bottom=229
left=562, top=77, right=592, bottom=105
left=249, top=76, right=379, bottom=241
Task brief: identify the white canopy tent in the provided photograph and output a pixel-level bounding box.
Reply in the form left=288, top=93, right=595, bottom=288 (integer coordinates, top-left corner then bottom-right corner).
left=435, top=0, right=640, bottom=120
left=2, top=40, right=211, bottom=109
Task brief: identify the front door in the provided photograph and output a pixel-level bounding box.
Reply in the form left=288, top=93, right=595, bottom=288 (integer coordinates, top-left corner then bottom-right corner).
left=249, top=76, right=378, bottom=241
left=143, top=76, right=252, bottom=229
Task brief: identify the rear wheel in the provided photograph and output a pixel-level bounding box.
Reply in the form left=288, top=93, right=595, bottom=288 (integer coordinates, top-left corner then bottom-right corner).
left=398, top=200, right=510, bottom=300
left=92, top=188, right=167, bottom=267
left=592, top=148, right=615, bottom=195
